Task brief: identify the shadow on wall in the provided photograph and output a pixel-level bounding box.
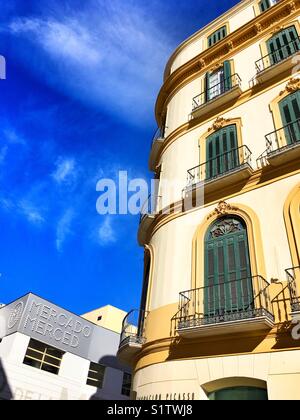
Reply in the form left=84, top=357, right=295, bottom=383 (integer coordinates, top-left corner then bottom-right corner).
left=90, top=355, right=130, bottom=401
left=0, top=358, right=13, bottom=400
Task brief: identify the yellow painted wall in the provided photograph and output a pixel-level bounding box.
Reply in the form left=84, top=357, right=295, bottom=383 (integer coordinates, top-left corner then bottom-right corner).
left=82, top=305, right=126, bottom=334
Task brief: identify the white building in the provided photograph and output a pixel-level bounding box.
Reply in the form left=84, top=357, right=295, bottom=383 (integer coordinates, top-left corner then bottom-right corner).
left=0, top=293, right=131, bottom=400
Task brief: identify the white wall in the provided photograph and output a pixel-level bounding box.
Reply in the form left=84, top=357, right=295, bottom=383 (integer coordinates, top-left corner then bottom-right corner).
left=0, top=333, right=130, bottom=400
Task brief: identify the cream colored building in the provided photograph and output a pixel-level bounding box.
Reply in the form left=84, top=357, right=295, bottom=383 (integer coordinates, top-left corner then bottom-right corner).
left=118, top=0, right=300, bottom=400
left=82, top=305, right=127, bottom=334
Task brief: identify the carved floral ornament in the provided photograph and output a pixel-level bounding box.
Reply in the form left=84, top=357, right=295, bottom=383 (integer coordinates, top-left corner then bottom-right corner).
left=254, top=23, right=263, bottom=33
left=209, top=218, right=244, bottom=239
left=288, top=1, right=296, bottom=13
left=208, top=117, right=232, bottom=133
left=271, top=25, right=284, bottom=35
left=207, top=201, right=239, bottom=220
left=280, top=78, right=300, bottom=96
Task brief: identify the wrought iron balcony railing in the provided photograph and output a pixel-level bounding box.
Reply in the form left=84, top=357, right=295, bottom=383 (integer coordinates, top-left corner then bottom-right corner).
left=175, top=276, right=274, bottom=331
left=187, top=146, right=252, bottom=186
left=265, top=119, right=300, bottom=154
left=256, top=37, right=300, bottom=73
left=119, top=309, right=148, bottom=348
left=286, top=267, right=300, bottom=313
left=151, top=127, right=165, bottom=147
left=192, top=74, right=242, bottom=110
left=140, top=194, right=160, bottom=224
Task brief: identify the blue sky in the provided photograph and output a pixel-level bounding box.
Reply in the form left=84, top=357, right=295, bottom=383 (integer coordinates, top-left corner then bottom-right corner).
left=0, top=0, right=239, bottom=315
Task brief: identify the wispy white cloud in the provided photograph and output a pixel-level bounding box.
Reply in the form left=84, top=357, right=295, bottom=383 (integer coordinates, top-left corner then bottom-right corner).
left=52, top=157, right=77, bottom=185
left=98, top=217, right=117, bottom=246
left=6, top=0, right=173, bottom=123
left=56, top=208, right=76, bottom=252
left=18, top=200, right=45, bottom=226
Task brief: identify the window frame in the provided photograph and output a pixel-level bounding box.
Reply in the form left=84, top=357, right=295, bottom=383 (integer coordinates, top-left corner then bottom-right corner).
left=86, top=362, right=106, bottom=389
left=206, top=24, right=229, bottom=49
left=121, top=372, right=132, bottom=397
left=23, top=339, right=64, bottom=376
left=198, top=118, right=243, bottom=172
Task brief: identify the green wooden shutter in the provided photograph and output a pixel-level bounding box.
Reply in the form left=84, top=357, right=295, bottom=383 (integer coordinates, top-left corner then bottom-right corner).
left=223, top=60, right=232, bottom=91
left=279, top=91, right=300, bottom=144
left=204, top=218, right=253, bottom=318
left=205, top=124, right=239, bottom=180
left=208, top=26, right=227, bottom=47
left=267, top=26, right=300, bottom=65
left=259, top=0, right=270, bottom=12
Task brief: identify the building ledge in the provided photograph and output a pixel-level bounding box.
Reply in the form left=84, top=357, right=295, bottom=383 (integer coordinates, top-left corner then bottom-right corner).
left=185, top=163, right=253, bottom=197
left=267, top=142, right=300, bottom=166
left=256, top=55, right=296, bottom=85
left=177, top=312, right=275, bottom=339
left=191, top=85, right=242, bottom=121
left=117, top=337, right=144, bottom=366
left=149, top=137, right=164, bottom=172
left=138, top=214, right=155, bottom=246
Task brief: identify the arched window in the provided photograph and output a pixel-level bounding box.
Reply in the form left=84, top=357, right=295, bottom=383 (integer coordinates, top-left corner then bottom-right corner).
left=204, top=216, right=253, bottom=317
left=267, top=26, right=300, bottom=66
left=208, top=386, right=268, bottom=400
left=206, top=124, right=239, bottom=180
left=279, top=90, right=300, bottom=145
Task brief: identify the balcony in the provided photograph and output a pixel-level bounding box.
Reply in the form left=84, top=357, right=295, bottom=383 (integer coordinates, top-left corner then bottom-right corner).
left=263, top=119, right=300, bottom=166
left=138, top=195, right=158, bottom=246
left=174, top=276, right=275, bottom=338
left=185, top=146, right=253, bottom=195
left=255, top=38, right=300, bottom=84
left=286, top=267, right=300, bottom=320
left=149, top=128, right=165, bottom=172
left=117, top=310, right=148, bottom=365
left=191, top=74, right=242, bottom=120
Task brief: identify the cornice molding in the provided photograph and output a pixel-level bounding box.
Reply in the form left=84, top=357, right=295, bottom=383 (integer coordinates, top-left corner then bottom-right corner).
left=155, top=0, right=300, bottom=127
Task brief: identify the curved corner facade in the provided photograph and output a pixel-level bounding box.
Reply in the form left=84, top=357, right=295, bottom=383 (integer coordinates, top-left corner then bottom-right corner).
left=119, top=0, right=300, bottom=401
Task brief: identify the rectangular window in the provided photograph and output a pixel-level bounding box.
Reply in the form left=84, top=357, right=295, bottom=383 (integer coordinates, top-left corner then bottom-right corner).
left=23, top=339, right=64, bottom=375
left=121, top=372, right=132, bottom=397
left=208, top=26, right=227, bottom=48
left=208, top=68, right=225, bottom=100
left=259, top=0, right=278, bottom=12
left=86, top=362, right=106, bottom=389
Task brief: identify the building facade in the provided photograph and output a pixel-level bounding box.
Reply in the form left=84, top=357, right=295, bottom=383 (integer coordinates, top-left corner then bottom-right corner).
left=0, top=294, right=131, bottom=400
left=82, top=305, right=127, bottom=334
left=118, top=0, right=300, bottom=400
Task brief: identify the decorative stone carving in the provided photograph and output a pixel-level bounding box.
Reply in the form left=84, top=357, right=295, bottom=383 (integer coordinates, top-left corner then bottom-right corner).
left=198, top=59, right=206, bottom=69
left=208, top=117, right=232, bottom=133
left=207, top=201, right=239, bottom=220
left=227, top=41, right=234, bottom=51
left=209, top=218, right=244, bottom=239
left=210, top=62, right=223, bottom=72
left=287, top=1, right=296, bottom=13
left=280, top=78, right=300, bottom=96
left=271, top=25, right=284, bottom=35
left=254, top=23, right=263, bottom=33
